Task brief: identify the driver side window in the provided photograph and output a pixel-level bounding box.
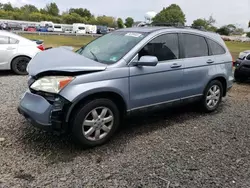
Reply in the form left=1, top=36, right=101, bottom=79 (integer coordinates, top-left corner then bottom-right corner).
left=138, top=33, right=179, bottom=62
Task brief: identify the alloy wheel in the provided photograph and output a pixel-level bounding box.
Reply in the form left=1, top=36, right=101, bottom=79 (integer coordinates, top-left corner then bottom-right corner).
left=82, top=107, right=114, bottom=141
left=206, top=85, right=221, bottom=108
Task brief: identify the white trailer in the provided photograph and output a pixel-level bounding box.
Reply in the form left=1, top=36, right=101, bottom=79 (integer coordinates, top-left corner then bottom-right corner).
left=85, top=24, right=97, bottom=34
left=72, top=23, right=86, bottom=34
left=53, top=24, right=63, bottom=32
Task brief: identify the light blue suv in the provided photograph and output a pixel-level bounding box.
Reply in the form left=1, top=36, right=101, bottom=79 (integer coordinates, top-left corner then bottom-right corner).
left=18, top=27, right=234, bottom=147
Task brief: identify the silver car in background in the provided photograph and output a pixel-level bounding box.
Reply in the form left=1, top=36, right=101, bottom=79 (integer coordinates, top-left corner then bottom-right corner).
left=0, top=31, right=42, bottom=75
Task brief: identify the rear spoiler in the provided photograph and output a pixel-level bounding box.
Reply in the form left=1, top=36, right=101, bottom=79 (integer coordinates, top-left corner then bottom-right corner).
left=31, top=39, right=44, bottom=45
left=45, top=47, right=53, bottom=50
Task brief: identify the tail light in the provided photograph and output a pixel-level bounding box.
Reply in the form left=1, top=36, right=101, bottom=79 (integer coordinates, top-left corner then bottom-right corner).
left=37, top=44, right=45, bottom=51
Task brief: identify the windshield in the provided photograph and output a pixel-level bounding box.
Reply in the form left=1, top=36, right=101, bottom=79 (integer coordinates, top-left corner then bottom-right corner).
left=54, top=25, right=61, bottom=28
left=79, top=27, right=85, bottom=30
left=76, top=31, right=148, bottom=65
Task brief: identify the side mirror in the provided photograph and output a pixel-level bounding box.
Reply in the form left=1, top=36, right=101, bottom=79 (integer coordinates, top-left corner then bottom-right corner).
left=135, top=55, right=158, bottom=66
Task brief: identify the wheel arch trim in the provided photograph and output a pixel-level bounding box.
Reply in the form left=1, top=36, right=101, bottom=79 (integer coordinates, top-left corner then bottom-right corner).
left=64, top=89, right=128, bottom=123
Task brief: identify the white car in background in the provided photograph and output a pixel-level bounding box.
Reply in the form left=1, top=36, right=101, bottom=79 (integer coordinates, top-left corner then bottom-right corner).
left=0, top=31, right=43, bottom=75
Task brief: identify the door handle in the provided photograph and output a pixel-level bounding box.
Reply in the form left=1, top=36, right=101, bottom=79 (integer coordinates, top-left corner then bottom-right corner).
left=207, top=59, right=214, bottom=64
left=6, top=47, right=16, bottom=50
left=170, top=63, right=182, bottom=68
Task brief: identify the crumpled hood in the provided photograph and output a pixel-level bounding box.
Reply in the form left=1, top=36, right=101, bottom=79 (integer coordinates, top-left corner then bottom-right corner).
left=27, top=47, right=107, bottom=76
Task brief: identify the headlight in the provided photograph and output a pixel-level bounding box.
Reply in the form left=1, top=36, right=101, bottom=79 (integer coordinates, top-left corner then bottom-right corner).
left=30, top=76, right=74, bottom=93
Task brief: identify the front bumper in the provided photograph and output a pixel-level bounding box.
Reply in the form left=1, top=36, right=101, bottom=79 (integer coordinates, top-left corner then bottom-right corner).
left=18, top=90, right=71, bottom=132
left=234, top=59, right=250, bottom=78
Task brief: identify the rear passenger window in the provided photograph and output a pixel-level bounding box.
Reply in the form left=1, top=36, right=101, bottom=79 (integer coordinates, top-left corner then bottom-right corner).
left=0, top=36, right=9, bottom=44
left=138, top=34, right=179, bottom=61
left=207, top=39, right=226, bottom=55
left=182, top=34, right=208, bottom=58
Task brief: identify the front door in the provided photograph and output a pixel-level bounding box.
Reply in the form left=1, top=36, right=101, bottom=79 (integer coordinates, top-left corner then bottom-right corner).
left=129, top=33, right=185, bottom=110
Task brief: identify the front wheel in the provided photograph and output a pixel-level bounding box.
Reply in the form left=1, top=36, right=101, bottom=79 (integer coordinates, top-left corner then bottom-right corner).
left=201, top=80, right=223, bottom=112
left=11, top=56, right=30, bottom=75
left=71, top=99, right=120, bottom=148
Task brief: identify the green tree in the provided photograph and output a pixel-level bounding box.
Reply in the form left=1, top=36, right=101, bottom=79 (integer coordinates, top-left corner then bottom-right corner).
left=2, top=3, right=14, bottom=11
left=192, top=19, right=209, bottom=29
left=207, top=26, right=218, bottom=32
left=247, top=32, right=250, bottom=38
left=117, top=18, right=124, bottom=28
left=96, top=16, right=117, bottom=27
left=216, top=26, right=230, bottom=36
left=192, top=16, right=217, bottom=32
left=62, top=13, right=86, bottom=24
left=86, top=16, right=97, bottom=24
left=153, top=4, right=186, bottom=25
left=216, top=24, right=243, bottom=35
left=28, top=12, right=45, bottom=21
left=207, top=15, right=216, bottom=25
left=21, top=4, right=38, bottom=13
left=40, top=8, right=47, bottom=14
left=69, top=8, right=92, bottom=18
left=125, top=17, right=134, bottom=28
left=45, top=3, right=59, bottom=16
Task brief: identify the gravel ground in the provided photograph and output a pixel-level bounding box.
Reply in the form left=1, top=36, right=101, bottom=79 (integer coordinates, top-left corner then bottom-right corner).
left=1, top=73, right=250, bottom=188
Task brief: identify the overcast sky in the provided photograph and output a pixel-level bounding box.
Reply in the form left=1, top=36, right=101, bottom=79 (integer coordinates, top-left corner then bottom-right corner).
left=1, top=0, right=250, bottom=28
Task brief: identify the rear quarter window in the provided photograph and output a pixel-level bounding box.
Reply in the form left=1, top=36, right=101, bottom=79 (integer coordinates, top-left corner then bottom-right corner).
left=9, top=37, right=19, bottom=44
left=207, top=39, right=226, bottom=55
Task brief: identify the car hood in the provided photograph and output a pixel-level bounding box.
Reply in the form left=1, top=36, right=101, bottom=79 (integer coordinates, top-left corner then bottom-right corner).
left=27, top=47, right=107, bottom=76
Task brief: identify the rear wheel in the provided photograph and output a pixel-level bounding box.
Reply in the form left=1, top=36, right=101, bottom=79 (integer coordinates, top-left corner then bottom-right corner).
left=201, top=80, right=223, bottom=112
left=11, top=56, right=30, bottom=75
left=71, top=98, right=120, bottom=148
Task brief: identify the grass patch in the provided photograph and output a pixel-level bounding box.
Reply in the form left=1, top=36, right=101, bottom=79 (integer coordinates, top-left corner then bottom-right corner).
left=225, top=41, right=250, bottom=60
left=20, top=34, right=96, bottom=50
left=20, top=34, right=249, bottom=60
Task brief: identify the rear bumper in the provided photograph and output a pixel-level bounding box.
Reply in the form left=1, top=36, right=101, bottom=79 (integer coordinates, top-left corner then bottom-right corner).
left=18, top=91, right=71, bottom=132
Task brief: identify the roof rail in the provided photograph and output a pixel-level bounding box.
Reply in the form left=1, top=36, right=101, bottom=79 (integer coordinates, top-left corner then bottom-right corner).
left=152, top=22, right=184, bottom=27
left=150, top=22, right=207, bottom=31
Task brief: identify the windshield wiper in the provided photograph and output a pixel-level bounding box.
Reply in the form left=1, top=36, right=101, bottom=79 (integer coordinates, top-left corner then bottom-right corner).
left=90, top=51, right=99, bottom=62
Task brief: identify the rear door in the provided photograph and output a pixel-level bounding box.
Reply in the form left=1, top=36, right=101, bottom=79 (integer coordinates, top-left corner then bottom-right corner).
left=0, top=36, right=18, bottom=69
left=180, top=33, right=214, bottom=97
left=129, top=33, right=185, bottom=110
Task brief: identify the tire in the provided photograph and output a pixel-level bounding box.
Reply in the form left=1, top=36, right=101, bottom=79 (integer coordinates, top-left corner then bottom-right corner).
left=71, top=98, right=120, bottom=148
left=201, top=80, right=223, bottom=112
left=11, top=56, right=30, bottom=75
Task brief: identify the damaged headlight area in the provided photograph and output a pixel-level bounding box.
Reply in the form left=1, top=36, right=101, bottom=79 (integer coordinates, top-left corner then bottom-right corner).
left=30, top=76, right=74, bottom=94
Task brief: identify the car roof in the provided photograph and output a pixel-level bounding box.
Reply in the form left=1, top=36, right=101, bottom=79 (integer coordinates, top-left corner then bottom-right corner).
left=117, top=26, right=222, bottom=44
left=118, top=26, right=220, bottom=38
